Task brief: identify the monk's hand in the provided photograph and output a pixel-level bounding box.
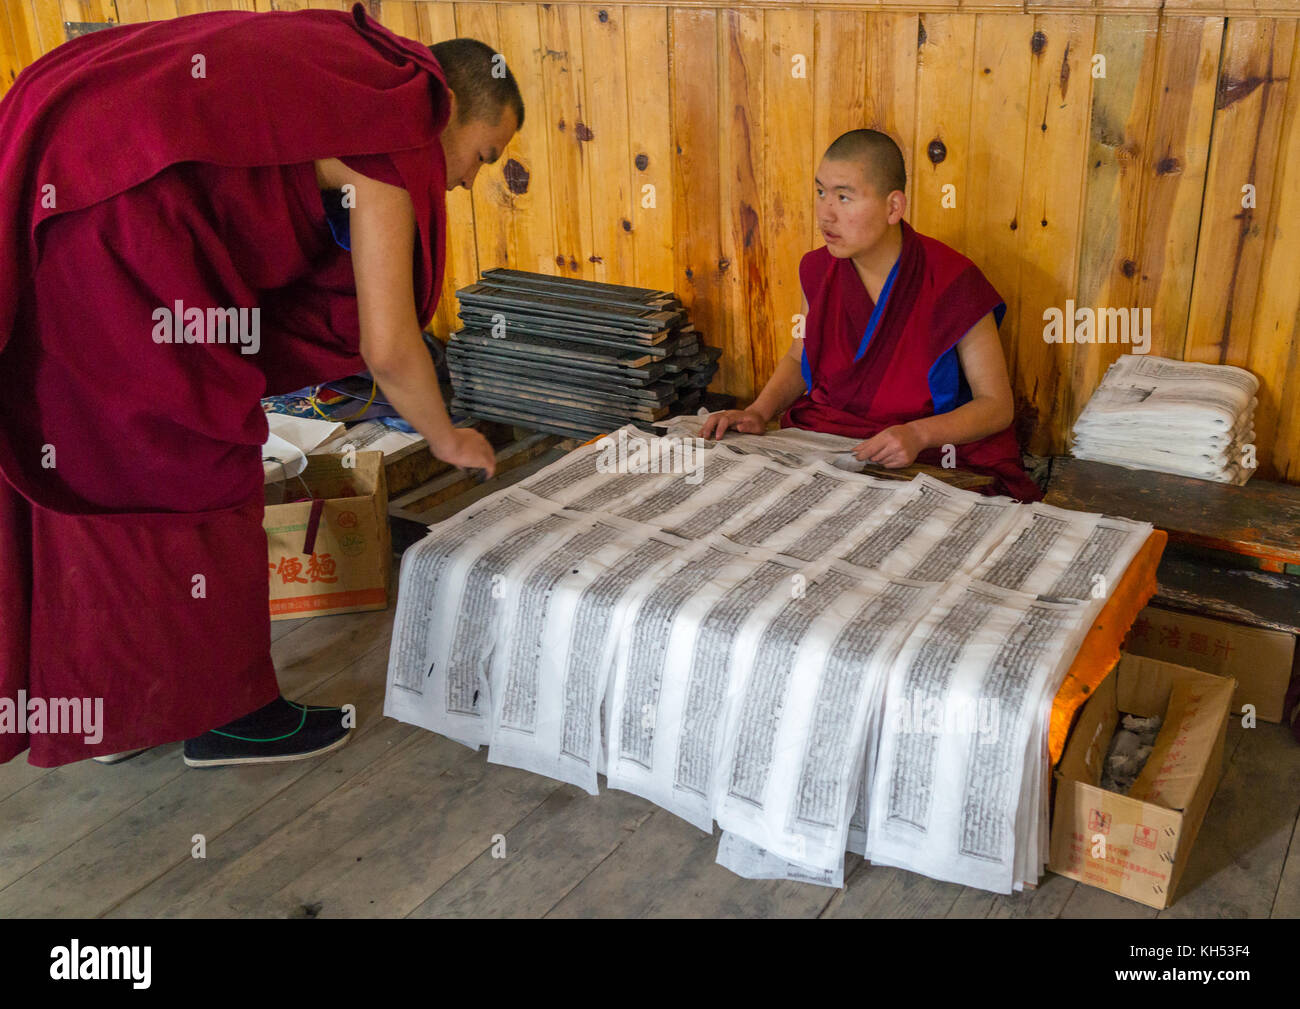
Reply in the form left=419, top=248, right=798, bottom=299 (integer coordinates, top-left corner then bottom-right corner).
left=698, top=408, right=766, bottom=440
left=432, top=428, right=498, bottom=479
left=853, top=424, right=924, bottom=469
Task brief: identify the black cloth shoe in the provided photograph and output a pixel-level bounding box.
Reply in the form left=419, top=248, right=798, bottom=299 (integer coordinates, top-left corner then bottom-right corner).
left=183, top=696, right=352, bottom=768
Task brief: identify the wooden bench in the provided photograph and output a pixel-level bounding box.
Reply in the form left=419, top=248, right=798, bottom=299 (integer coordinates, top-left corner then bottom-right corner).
left=1046, top=457, right=1300, bottom=574
left=1045, top=457, right=1300, bottom=637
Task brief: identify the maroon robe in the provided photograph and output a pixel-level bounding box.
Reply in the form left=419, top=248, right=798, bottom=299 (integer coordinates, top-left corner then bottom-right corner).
left=784, top=221, right=1042, bottom=502
left=0, top=4, right=450, bottom=765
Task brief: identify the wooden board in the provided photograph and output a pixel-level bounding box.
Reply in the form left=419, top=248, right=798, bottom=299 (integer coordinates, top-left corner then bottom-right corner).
left=911, top=14, right=975, bottom=251
left=26, top=0, right=68, bottom=53
left=811, top=11, right=867, bottom=187
left=580, top=4, right=636, bottom=284
left=545, top=815, right=841, bottom=918
left=0, top=4, right=27, bottom=99
left=824, top=862, right=967, bottom=918
left=1184, top=19, right=1295, bottom=374
left=1011, top=14, right=1096, bottom=456
left=407, top=785, right=659, bottom=917
left=718, top=8, right=765, bottom=404
left=539, top=3, right=596, bottom=281
left=451, top=327, right=659, bottom=369
left=481, top=266, right=674, bottom=304
left=865, top=14, right=920, bottom=213
left=1152, top=550, right=1300, bottom=636
left=3, top=0, right=42, bottom=82
left=448, top=345, right=665, bottom=384
left=964, top=15, right=1033, bottom=375
left=1045, top=456, right=1300, bottom=569
left=669, top=8, right=725, bottom=394
left=1069, top=15, right=1161, bottom=430
left=453, top=391, right=641, bottom=434
left=458, top=278, right=681, bottom=326
left=496, top=3, right=559, bottom=276
left=624, top=6, right=675, bottom=292
left=375, top=1, right=422, bottom=39
left=947, top=869, right=1079, bottom=918
left=1135, top=16, right=1224, bottom=362
left=449, top=375, right=669, bottom=420
left=1245, top=29, right=1300, bottom=483
left=760, top=8, right=815, bottom=380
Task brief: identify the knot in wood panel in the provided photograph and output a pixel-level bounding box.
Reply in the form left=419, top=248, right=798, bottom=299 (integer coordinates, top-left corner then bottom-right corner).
left=503, top=158, right=530, bottom=195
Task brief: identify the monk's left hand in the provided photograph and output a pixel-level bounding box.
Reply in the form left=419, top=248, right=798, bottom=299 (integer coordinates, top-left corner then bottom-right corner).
left=853, top=425, right=924, bottom=468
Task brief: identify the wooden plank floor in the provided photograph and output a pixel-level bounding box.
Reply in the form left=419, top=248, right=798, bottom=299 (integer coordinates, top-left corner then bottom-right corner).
left=2, top=572, right=1297, bottom=918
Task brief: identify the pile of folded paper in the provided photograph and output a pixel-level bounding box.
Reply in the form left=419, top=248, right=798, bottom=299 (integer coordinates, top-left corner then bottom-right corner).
left=1071, top=355, right=1259, bottom=484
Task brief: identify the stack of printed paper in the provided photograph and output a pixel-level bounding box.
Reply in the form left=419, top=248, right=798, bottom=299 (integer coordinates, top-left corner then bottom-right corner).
left=384, top=425, right=1151, bottom=894
left=1071, top=355, right=1259, bottom=484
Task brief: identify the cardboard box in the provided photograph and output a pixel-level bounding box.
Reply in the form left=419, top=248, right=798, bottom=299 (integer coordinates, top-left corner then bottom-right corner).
left=264, top=451, right=391, bottom=620
left=1049, top=654, right=1236, bottom=909
left=1123, top=606, right=1295, bottom=723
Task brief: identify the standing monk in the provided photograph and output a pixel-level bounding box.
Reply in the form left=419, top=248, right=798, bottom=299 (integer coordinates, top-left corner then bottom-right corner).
left=701, top=129, right=1041, bottom=502
left=0, top=4, right=521, bottom=767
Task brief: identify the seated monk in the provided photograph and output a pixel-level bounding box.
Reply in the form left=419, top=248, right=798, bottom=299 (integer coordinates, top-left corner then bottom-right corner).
left=701, top=128, right=1042, bottom=502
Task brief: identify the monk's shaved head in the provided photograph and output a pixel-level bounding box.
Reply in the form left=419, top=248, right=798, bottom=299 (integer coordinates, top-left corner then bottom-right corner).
left=824, top=129, right=906, bottom=198
left=430, top=38, right=525, bottom=129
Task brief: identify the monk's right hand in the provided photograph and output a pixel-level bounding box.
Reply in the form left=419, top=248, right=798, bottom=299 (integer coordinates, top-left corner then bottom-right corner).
left=698, top=408, right=766, bottom=440
left=432, top=427, right=497, bottom=479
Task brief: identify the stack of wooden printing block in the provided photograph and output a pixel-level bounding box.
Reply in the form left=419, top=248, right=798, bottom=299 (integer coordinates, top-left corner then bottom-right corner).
left=447, top=269, right=720, bottom=440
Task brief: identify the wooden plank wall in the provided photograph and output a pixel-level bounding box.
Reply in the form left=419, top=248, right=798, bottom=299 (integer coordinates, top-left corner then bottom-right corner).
left=2, top=0, right=1299, bottom=483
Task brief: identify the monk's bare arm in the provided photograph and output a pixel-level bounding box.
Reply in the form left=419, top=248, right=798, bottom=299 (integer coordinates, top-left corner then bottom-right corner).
left=911, top=312, right=1015, bottom=446
left=854, top=311, right=1014, bottom=467
left=325, top=158, right=496, bottom=477
left=700, top=294, right=810, bottom=439
left=749, top=340, right=810, bottom=422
